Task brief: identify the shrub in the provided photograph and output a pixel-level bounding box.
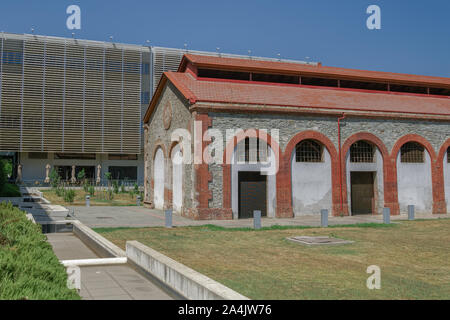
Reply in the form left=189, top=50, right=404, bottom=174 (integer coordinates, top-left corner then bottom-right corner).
left=88, top=185, right=95, bottom=196
left=63, top=189, right=75, bottom=203
left=0, top=202, right=80, bottom=299
left=55, top=186, right=65, bottom=198
left=77, top=169, right=85, bottom=182
left=134, top=183, right=139, bottom=193
left=120, top=183, right=125, bottom=193
left=0, top=183, right=21, bottom=197
left=107, top=189, right=114, bottom=200
left=0, top=160, right=7, bottom=193
left=113, top=180, right=119, bottom=194
left=49, top=169, right=60, bottom=189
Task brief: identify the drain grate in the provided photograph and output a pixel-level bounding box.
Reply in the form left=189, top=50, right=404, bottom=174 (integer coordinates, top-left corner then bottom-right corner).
left=287, top=236, right=353, bottom=246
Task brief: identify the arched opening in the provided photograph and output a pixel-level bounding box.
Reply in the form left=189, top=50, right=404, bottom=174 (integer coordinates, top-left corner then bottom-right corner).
left=397, top=141, right=432, bottom=213
left=346, top=140, right=383, bottom=215
left=171, top=144, right=183, bottom=214
left=291, top=139, right=332, bottom=216
left=153, top=147, right=165, bottom=210
left=231, top=137, right=276, bottom=219
left=444, top=147, right=450, bottom=212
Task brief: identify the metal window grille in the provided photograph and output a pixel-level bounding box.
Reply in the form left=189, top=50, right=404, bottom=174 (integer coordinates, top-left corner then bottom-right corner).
left=237, top=137, right=267, bottom=163
left=400, top=142, right=424, bottom=163
left=295, top=140, right=322, bottom=162
left=350, top=141, right=374, bottom=163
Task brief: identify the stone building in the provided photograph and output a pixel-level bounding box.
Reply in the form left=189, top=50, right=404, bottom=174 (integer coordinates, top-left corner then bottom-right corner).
left=143, top=54, right=450, bottom=219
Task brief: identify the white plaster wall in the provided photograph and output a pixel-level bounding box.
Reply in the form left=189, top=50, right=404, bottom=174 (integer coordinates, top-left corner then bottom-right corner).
left=397, top=151, right=433, bottom=214
left=291, top=148, right=332, bottom=216
left=444, top=151, right=450, bottom=212
left=154, top=148, right=165, bottom=210
left=346, top=149, right=384, bottom=215
left=171, top=144, right=183, bottom=214
left=231, top=145, right=276, bottom=219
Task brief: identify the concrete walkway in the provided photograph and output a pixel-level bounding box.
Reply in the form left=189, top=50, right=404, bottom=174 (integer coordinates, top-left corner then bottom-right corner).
left=46, top=233, right=174, bottom=300
left=67, top=206, right=450, bottom=229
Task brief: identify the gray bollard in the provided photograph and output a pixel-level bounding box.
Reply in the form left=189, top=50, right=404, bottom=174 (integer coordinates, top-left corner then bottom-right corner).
left=408, top=205, right=415, bottom=220
left=253, top=210, right=261, bottom=229
left=383, top=207, right=390, bottom=224
left=320, top=209, right=328, bottom=227
left=85, top=195, right=90, bottom=207
left=165, top=209, right=173, bottom=228
left=136, top=195, right=141, bottom=206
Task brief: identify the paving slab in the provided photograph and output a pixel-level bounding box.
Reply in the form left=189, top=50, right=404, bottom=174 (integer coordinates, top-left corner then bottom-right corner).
left=46, top=232, right=174, bottom=300
left=68, top=205, right=450, bottom=229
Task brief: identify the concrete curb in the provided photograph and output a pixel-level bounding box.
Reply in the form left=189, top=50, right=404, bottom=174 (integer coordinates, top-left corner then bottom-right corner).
left=72, top=220, right=126, bottom=258
left=126, top=240, right=250, bottom=300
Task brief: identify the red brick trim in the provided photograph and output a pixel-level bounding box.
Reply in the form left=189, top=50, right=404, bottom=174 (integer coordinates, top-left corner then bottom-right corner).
left=341, top=132, right=398, bottom=214
left=222, top=129, right=282, bottom=217
left=390, top=134, right=445, bottom=214
left=194, top=113, right=213, bottom=209
left=436, top=139, right=450, bottom=214
left=283, top=131, right=342, bottom=216
left=152, top=140, right=167, bottom=160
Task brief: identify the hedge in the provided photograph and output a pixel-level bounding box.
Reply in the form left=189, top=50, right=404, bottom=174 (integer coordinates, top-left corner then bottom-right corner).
left=0, top=202, right=80, bottom=300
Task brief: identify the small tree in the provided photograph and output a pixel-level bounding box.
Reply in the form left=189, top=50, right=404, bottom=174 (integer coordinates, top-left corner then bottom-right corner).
left=49, top=169, right=60, bottom=189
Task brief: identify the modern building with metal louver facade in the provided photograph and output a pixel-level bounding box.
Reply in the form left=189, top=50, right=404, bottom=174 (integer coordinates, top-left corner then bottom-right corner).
left=0, top=31, right=315, bottom=184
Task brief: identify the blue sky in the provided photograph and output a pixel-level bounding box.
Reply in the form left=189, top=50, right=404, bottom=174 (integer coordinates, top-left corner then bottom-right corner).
left=0, top=0, right=449, bottom=77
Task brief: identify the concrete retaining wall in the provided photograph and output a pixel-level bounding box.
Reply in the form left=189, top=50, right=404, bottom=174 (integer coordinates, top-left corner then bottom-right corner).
left=126, top=240, right=249, bottom=300
left=72, top=220, right=125, bottom=258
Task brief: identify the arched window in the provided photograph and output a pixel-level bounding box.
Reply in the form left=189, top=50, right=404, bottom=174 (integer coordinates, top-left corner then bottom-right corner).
left=447, top=147, right=450, bottom=163
left=350, top=141, right=374, bottom=163
left=295, top=140, right=323, bottom=162
left=401, top=142, right=424, bottom=163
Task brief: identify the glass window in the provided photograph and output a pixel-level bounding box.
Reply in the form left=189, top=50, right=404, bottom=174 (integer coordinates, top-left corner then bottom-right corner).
left=108, top=154, right=138, bottom=160
left=54, top=153, right=96, bottom=160
left=108, top=166, right=137, bottom=180
left=28, top=152, right=48, bottom=159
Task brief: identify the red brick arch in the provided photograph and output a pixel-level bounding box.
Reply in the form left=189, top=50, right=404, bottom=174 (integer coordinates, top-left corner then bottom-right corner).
left=282, top=131, right=340, bottom=216
left=437, top=139, right=450, bottom=214
left=390, top=134, right=446, bottom=214
left=222, top=129, right=282, bottom=215
left=341, top=132, right=397, bottom=214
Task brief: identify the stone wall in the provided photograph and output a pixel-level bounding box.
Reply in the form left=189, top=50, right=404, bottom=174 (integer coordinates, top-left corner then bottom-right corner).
left=144, top=82, right=193, bottom=211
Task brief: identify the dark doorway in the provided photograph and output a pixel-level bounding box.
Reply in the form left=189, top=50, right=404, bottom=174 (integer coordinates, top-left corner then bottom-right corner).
left=350, top=171, right=375, bottom=215
left=238, top=171, right=267, bottom=219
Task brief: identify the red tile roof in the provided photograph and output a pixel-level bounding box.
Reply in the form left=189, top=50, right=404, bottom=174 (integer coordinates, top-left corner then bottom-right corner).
left=180, top=54, right=450, bottom=88
left=143, top=71, right=450, bottom=123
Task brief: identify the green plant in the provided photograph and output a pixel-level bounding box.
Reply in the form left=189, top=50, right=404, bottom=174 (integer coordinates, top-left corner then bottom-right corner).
left=0, top=160, right=7, bottom=193
left=120, top=183, right=125, bottom=193
left=2, top=159, right=12, bottom=178
left=49, top=169, right=60, bottom=189
left=0, top=202, right=80, bottom=300
left=63, top=189, right=75, bottom=203
left=104, top=172, right=112, bottom=181
left=134, top=183, right=139, bottom=193
left=107, top=189, right=114, bottom=200
left=77, top=169, right=85, bottom=182
left=88, top=185, right=95, bottom=196
left=113, top=180, right=119, bottom=194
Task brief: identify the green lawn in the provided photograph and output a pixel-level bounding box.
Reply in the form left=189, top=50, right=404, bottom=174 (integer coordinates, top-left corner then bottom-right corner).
left=41, top=189, right=140, bottom=206
left=96, top=219, right=450, bottom=300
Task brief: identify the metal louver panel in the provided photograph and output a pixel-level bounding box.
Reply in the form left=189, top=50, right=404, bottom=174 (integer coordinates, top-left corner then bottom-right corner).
left=0, top=32, right=147, bottom=154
